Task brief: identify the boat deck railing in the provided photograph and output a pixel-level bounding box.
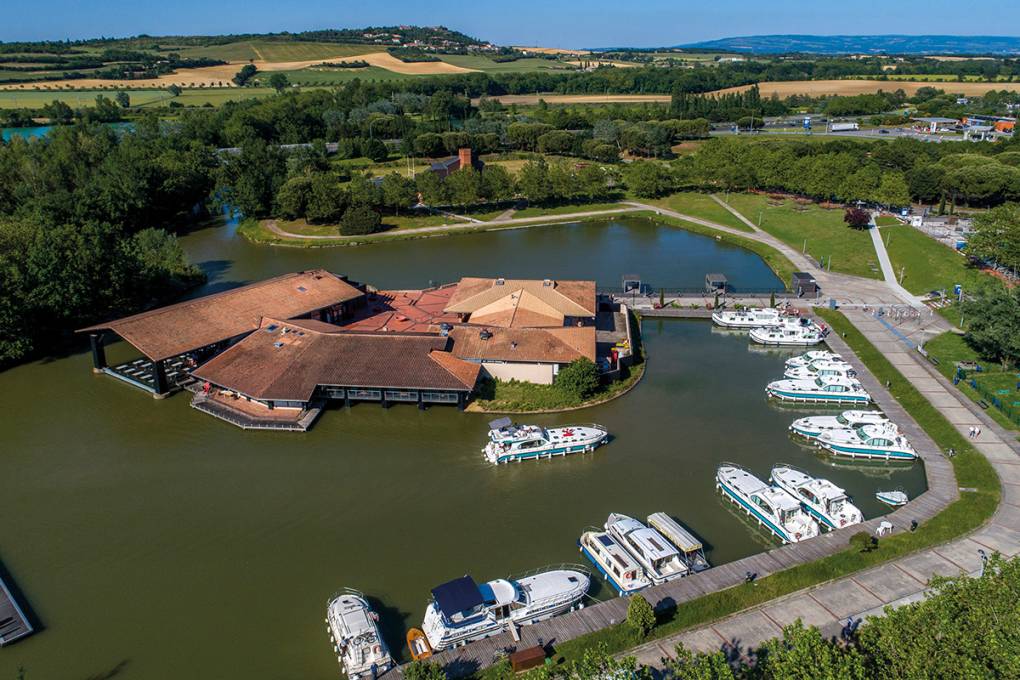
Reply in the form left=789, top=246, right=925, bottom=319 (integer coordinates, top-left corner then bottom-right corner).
left=327, top=587, right=366, bottom=605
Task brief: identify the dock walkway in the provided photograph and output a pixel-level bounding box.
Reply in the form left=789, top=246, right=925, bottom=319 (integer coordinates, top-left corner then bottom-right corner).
left=0, top=570, right=32, bottom=646
left=623, top=311, right=1020, bottom=670
left=413, top=325, right=959, bottom=677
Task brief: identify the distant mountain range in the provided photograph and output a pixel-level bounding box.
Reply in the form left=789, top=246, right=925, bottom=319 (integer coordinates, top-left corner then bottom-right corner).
left=680, top=35, right=1020, bottom=55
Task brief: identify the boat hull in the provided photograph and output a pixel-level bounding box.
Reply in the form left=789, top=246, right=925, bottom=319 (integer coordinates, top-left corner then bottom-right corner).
left=717, top=480, right=800, bottom=544
left=818, top=441, right=917, bottom=461
left=488, top=437, right=605, bottom=464
left=768, top=388, right=870, bottom=404
left=426, top=596, right=582, bottom=651
left=578, top=543, right=645, bottom=596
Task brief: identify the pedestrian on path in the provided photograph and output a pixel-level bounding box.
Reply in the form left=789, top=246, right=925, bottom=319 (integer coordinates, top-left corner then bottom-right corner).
left=968, top=426, right=975, bottom=438
left=975, top=426, right=982, bottom=439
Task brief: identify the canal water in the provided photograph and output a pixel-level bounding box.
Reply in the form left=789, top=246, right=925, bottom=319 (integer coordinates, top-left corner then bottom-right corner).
left=0, top=217, right=926, bottom=680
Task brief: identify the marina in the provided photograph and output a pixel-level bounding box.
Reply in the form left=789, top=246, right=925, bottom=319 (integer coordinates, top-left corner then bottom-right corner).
left=766, top=375, right=872, bottom=403
left=0, top=218, right=932, bottom=679
left=716, top=464, right=821, bottom=544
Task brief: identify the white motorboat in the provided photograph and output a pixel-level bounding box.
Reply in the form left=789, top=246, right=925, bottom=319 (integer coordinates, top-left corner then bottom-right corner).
left=711, top=307, right=783, bottom=328
left=766, top=375, right=871, bottom=404
left=716, top=464, right=820, bottom=544
left=786, top=350, right=841, bottom=369
left=605, top=513, right=688, bottom=584
left=817, top=423, right=917, bottom=461
left=876, top=489, right=909, bottom=506
left=422, top=568, right=589, bottom=651
left=784, top=359, right=856, bottom=381
left=326, top=589, right=394, bottom=679
left=579, top=530, right=651, bottom=596
left=790, top=410, right=890, bottom=439
left=483, top=417, right=608, bottom=464
left=750, top=322, right=825, bottom=346
left=646, top=512, right=711, bottom=573
left=770, top=465, right=864, bottom=531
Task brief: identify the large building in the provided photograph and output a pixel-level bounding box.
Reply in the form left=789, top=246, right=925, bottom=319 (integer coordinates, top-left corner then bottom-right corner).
left=79, top=271, right=609, bottom=430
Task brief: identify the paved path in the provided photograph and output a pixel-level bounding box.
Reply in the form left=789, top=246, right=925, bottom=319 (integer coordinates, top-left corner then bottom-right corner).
left=623, top=310, right=1020, bottom=671
left=868, top=217, right=925, bottom=305
left=263, top=207, right=641, bottom=242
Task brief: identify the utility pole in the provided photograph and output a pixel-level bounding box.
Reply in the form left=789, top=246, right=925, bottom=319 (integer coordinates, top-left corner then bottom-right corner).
left=899, top=266, right=906, bottom=284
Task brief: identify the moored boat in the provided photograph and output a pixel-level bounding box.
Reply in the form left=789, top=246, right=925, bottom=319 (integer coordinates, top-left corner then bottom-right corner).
left=817, top=423, right=917, bottom=461
left=790, top=410, right=889, bottom=439
left=406, top=628, right=432, bottom=661
left=784, top=359, right=856, bottom=381
left=578, top=529, right=650, bottom=596
left=766, top=376, right=871, bottom=404
left=716, top=464, right=820, bottom=544
left=483, top=418, right=608, bottom=464
left=876, top=489, right=909, bottom=506
left=711, top=307, right=783, bottom=328
left=646, top=512, right=710, bottom=573
left=326, top=589, right=394, bottom=679
left=422, top=568, right=589, bottom=652
left=750, top=323, right=825, bottom=346
left=786, top=350, right=841, bottom=369
left=605, top=513, right=688, bottom=584
left=770, top=465, right=863, bottom=531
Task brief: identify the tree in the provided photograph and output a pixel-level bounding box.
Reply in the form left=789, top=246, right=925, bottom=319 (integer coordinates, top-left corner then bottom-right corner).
left=665, top=645, right=738, bottom=680
left=415, top=170, right=448, bottom=206
left=624, top=161, right=674, bottom=198
left=626, top=594, right=656, bottom=638
left=962, top=286, right=1020, bottom=369
left=413, top=133, right=446, bottom=158
left=305, top=175, right=349, bottom=224
left=339, top=204, right=382, bottom=236
left=276, top=174, right=314, bottom=219
left=232, top=63, right=258, bottom=87
left=481, top=165, right=515, bottom=203
left=360, top=137, right=389, bottom=162
left=446, top=168, right=482, bottom=210
left=843, top=207, right=871, bottom=230
left=217, top=140, right=287, bottom=218
left=267, top=73, right=290, bottom=93
left=167, top=84, right=182, bottom=97
left=381, top=172, right=415, bottom=216
left=403, top=660, right=447, bottom=680
left=757, top=621, right=868, bottom=680
left=556, top=357, right=600, bottom=400
left=114, top=91, right=130, bottom=108
left=517, top=157, right=551, bottom=203
left=872, top=172, right=910, bottom=207
left=969, top=203, right=1020, bottom=275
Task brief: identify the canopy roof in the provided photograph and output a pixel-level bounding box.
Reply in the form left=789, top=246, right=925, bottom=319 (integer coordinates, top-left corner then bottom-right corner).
left=445, top=277, right=596, bottom=328
left=432, top=576, right=483, bottom=617
left=80, top=270, right=363, bottom=361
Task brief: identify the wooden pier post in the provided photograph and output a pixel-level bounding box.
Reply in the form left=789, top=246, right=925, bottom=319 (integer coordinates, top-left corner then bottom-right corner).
left=152, top=359, right=169, bottom=399
left=89, top=332, right=107, bottom=373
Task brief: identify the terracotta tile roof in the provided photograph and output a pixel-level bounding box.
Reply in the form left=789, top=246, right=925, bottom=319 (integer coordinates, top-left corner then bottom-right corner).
left=444, top=278, right=596, bottom=327
left=342, top=285, right=461, bottom=333
left=448, top=326, right=596, bottom=364
left=80, top=270, right=363, bottom=361
left=192, top=319, right=479, bottom=402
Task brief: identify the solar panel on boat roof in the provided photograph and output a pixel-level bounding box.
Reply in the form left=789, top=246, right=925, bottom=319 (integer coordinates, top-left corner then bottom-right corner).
left=597, top=535, right=614, bottom=547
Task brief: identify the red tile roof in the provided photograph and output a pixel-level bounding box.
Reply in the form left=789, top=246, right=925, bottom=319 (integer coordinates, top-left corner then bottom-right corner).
left=80, top=270, right=363, bottom=361
left=192, top=318, right=479, bottom=401
left=444, top=278, right=596, bottom=327
left=448, top=326, right=596, bottom=364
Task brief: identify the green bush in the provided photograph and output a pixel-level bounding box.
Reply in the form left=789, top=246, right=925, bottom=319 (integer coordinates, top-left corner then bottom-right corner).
left=403, top=660, right=447, bottom=680
left=339, top=204, right=382, bottom=236
left=626, top=594, right=656, bottom=638
left=556, top=358, right=601, bottom=400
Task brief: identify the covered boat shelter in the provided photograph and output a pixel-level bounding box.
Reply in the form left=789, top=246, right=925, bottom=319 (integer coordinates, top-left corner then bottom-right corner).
left=78, top=270, right=365, bottom=397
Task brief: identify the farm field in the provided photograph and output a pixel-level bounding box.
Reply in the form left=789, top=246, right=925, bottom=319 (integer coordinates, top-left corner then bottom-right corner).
left=178, top=41, right=378, bottom=63
left=722, top=193, right=881, bottom=279
left=472, top=93, right=672, bottom=105
left=0, top=87, right=275, bottom=109
left=437, top=55, right=577, bottom=73
left=281, top=66, right=416, bottom=85
left=713, top=79, right=1020, bottom=98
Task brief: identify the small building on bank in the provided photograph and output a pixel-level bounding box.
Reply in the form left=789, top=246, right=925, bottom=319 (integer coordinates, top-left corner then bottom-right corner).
left=429, top=148, right=485, bottom=178
left=448, top=325, right=596, bottom=385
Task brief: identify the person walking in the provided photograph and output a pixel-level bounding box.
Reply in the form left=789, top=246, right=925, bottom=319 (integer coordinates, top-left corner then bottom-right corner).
left=968, top=426, right=975, bottom=439
left=975, top=426, right=982, bottom=439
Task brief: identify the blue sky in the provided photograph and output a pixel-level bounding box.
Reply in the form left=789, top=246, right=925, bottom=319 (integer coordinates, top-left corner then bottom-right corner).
left=5, top=0, right=1019, bottom=46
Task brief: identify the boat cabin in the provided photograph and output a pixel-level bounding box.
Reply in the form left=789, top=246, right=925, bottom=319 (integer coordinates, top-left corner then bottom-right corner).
left=612, top=517, right=686, bottom=577
left=430, top=575, right=519, bottom=624
left=487, top=418, right=549, bottom=447
left=798, top=479, right=850, bottom=516
left=583, top=532, right=643, bottom=587
left=753, top=487, right=802, bottom=527
left=646, top=513, right=709, bottom=571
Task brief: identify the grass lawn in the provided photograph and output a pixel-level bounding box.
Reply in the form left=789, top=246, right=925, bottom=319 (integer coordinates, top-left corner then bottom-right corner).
left=923, top=331, right=1020, bottom=432
left=723, top=194, right=881, bottom=279
left=874, top=216, right=901, bottom=227
left=880, top=224, right=994, bottom=296
left=643, top=191, right=755, bottom=232
left=511, top=201, right=625, bottom=218
left=472, top=308, right=999, bottom=678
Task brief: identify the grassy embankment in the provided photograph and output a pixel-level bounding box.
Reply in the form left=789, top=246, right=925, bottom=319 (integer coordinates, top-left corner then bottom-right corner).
left=473, top=308, right=1000, bottom=678
left=722, top=193, right=881, bottom=279
left=639, top=191, right=755, bottom=232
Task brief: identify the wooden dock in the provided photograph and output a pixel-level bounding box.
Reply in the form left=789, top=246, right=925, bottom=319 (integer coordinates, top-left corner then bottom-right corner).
left=394, top=321, right=957, bottom=678
left=0, top=569, right=33, bottom=646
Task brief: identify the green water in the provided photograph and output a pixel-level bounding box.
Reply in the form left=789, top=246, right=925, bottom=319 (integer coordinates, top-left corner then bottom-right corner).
left=0, top=219, right=925, bottom=680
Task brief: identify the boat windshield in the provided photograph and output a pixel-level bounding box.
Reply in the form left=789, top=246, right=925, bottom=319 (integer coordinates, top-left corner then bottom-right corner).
left=828, top=497, right=846, bottom=513
left=854, top=426, right=869, bottom=439
left=836, top=414, right=849, bottom=425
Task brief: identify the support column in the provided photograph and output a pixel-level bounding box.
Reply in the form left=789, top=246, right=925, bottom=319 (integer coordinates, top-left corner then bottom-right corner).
left=152, top=359, right=169, bottom=398
left=380, top=393, right=389, bottom=409
left=89, top=333, right=107, bottom=373
left=417, top=391, right=425, bottom=410
left=457, top=392, right=466, bottom=412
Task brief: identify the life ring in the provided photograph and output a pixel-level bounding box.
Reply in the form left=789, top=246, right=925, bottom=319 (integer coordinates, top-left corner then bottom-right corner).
left=795, top=532, right=802, bottom=539
left=839, top=518, right=846, bottom=527
left=373, top=645, right=381, bottom=654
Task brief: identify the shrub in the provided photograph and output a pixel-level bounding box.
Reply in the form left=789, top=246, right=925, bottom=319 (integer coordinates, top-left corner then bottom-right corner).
left=556, top=358, right=601, bottom=400
left=844, top=207, right=871, bottom=229
left=403, top=660, right=447, bottom=680
left=626, top=594, right=656, bottom=638
left=849, top=530, right=878, bottom=553
left=339, top=204, right=382, bottom=236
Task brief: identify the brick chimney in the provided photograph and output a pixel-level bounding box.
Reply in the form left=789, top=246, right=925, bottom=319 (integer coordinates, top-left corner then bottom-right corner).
left=458, top=147, right=473, bottom=171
